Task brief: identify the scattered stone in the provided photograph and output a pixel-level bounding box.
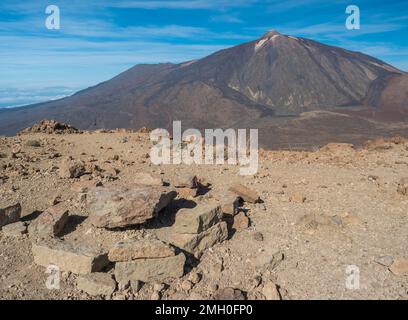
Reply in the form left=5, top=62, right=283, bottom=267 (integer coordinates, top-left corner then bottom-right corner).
left=32, top=239, right=109, bottom=274
left=1, top=221, right=27, bottom=237
left=233, top=212, right=250, bottom=231
left=28, top=206, right=69, bottom=237
left=229, top=184, right=261, bottom=203
left=253, top=232, right=264, bottom=242
left=181, top=280, right=193, bottom=291
left=0, top=203, right=21, bottom=228
left=375, top=255, right=394, bottom=267
left=173, top=174, right=198, bottom=188
left=291, top=192, right=306, bottom=203
left=218, top=193, right=240, bottom=216
left=87, top=184, right=177, bottom=228
left=262, top=281, right=281, bottom=300
left=389, top=258, right=408, bottom=276
left=167, top=222, right=228, bottom=256
left=108, top=239, right=175, bottom=262
left=213, top=287, right=245, bottom=300
left=267, top=252, right=285, bottom=271
left=134, top=172, right=164, bottom=186
left=59, top=158, right=86, bottom=179
left=188, top=272, right=201, bottom=284
left=397, top=178, right=408, bottom=196
left=114, top=254, right=186, bottom=283
left=77, top=273, right=116, bottom=296
left=173, top=203, right=223, bottom=234
left=153, top=283, right=166, bottom=292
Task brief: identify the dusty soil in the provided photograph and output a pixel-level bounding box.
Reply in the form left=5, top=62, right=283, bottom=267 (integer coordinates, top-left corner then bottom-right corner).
left=0, top=130, right=408, bottom=300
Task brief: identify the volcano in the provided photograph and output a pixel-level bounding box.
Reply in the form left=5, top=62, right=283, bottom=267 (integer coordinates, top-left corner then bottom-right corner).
left=1, top=30, right=407, bottom=146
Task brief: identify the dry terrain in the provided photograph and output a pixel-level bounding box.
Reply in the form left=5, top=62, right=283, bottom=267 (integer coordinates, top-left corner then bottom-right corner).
left=1, top=124, right=408, bottom=300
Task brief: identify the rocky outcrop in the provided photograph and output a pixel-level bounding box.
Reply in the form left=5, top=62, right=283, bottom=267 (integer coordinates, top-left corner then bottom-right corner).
left=87, top=185, right=177, bottom=228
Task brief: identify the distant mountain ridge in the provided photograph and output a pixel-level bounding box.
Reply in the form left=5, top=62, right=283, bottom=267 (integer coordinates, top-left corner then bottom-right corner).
left=0, top=30, right=407, bottom=136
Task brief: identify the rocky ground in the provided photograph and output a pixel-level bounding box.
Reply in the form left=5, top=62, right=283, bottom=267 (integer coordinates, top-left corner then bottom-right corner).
left=1, top=121, right=408, bottom=300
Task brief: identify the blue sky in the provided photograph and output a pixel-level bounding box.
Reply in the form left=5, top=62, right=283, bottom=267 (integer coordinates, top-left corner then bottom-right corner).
left=0, top=0, right=407, bottom=108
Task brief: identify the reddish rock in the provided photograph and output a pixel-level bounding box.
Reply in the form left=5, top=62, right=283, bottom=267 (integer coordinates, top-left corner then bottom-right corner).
left=87, top=184, right=177, bottom=228
left=28, top=206, right=69, bottom=236
left=229, top=184, right=261, bottom=203
left=59, top=158, right=86, bottom=179
left=233, top=212, right=250, bottom=230
left=177, top=187, right=198, bottom=199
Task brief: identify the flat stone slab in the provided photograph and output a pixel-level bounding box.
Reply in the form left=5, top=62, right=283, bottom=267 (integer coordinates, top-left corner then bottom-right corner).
left=228, top=184, right=261, bottom=203
left=114, top=253, right=186, bottom=283
left=173, top=202, right=223, bottom=234
left=1, top=221, right=27, bottom=237
left=87, top=184, right=177, bottom=228
left=32, top=239, right=109, bottom=274
left=168, top=222, right=228, bottom=256
left=77, top=273, right=116, bottom=296
left=108, top=239, right=175, bottom=262
left=0, top=203, right=21, bottom=228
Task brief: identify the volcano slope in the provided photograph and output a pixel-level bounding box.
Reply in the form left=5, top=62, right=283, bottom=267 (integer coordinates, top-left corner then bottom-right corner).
left=1, top=30, right=407, bottom=147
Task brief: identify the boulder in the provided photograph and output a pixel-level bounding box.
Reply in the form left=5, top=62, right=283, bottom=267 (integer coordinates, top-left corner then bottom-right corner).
left=28, top=206, right=69, bottom=236
left=0, top=203, right=21, bottom=228
left=173, top=203, right=223, bottom=234
left=167, top=222, right=228, bottom=256
left=32, top=239, right=109, bottom=274
left=108, top=239, right=175, bottom=262
left=228, top=184, right=261, bottom=203
left=87, top=185, right=177, bottom=228
left=114, top=253, right=186, bottom=283
left=1, top=221, right=27, bottom=237
left=173, top=174, right=198, bottom=188
left=59, top=158, right=86, bottom=179
left=77, top=273, right=116, bottom=296
left=233, top=212, right=250, bottom=230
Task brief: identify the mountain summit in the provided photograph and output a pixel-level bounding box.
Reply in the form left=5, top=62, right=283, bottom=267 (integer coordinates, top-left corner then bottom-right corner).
left=0, top=31, right=407, bottom=136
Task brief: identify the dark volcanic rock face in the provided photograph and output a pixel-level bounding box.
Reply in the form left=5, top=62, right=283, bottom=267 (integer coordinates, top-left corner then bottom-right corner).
left=0, top=30, right=406, bottom=136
